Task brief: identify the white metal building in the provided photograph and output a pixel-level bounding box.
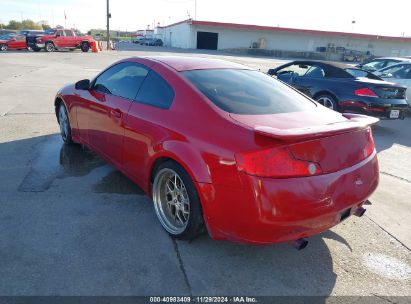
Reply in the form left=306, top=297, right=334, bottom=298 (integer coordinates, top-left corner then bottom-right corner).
left=156, top=19, right=411, bottom=57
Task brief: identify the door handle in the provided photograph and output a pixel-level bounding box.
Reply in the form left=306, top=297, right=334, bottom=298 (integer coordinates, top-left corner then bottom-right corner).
left=110, top=109, right=122, bottom=118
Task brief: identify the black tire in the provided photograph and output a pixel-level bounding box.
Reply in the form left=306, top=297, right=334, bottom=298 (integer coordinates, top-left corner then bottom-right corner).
left=315, top=93, right=339, bottom=111
left=0, top=44, right=7, bottom=51
left=152, top=160, right=204, bottom=240
left=45, top=42, right=55, bottom=52
left=58, top=103, right=73, bottom=145
left=81, top=42, right=90, bottom=52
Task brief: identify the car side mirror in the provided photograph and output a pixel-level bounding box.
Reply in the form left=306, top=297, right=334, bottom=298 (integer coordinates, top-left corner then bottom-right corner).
left=75, top=79, right=90, bottom=90
left=267, top=68, right=276, bottom=76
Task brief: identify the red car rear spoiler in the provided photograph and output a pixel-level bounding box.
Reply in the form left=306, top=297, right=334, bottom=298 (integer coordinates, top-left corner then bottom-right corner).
left=254, top=113, right=379, bottom=142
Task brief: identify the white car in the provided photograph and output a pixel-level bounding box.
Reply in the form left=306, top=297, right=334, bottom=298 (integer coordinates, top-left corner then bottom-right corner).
left=358, top=57, right=411, bottom=72
left=375, top=62, right=411, bottom=105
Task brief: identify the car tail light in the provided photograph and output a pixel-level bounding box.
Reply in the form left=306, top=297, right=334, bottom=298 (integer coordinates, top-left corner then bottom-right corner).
left=362, top=127, right=375, bottom=160
left=235, top=147, right=322, bottom=178
left=354, top=88, right=378, bottom=97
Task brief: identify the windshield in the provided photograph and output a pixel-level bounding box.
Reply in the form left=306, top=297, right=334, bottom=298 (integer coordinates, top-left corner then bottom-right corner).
left=183, top=69, right=316, bottom=115
left=44, top=29, right=56, bottom=35
left=345, top=68, right=369, bottom=78
left=361, top=60, right=385, bottom=71
left=0, top=35, right=11, bottom=40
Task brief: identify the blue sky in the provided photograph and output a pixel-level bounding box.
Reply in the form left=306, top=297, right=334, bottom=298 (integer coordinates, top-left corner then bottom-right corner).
left=1, top=0, right=410, bottom=36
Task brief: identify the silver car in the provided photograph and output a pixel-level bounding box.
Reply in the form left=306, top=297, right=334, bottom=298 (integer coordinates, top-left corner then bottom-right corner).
left=375, top=62, right=411, bottom=105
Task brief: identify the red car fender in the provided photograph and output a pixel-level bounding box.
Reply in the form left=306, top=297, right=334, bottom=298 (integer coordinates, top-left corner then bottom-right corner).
left=147, top=140, right=213, bottom=194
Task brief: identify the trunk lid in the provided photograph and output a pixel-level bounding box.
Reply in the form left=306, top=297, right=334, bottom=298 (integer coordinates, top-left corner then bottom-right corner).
left=355, top=78, right=407, bottom=99
left=230, top=109, right=378, bottom=174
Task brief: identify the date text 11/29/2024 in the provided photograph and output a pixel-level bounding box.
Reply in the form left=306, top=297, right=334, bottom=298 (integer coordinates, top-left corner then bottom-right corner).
left=150, top=296, right=257, bottom=303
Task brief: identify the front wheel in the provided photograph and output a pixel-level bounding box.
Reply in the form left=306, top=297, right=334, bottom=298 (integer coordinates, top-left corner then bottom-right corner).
left=152, top=161, right=204, bottom=240
left=45, top=42, right=55, bottom=52
left=0, top=44, right=7, bottom=51
left=58, top=103, right=73, bottom=144
left=81, top=42, right=90, bottom=52
left=315, top=94, right=338, bottom=111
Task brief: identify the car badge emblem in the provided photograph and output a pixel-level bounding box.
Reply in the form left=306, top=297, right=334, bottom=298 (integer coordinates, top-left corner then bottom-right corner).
left=355, top=178, right=363, bottom=186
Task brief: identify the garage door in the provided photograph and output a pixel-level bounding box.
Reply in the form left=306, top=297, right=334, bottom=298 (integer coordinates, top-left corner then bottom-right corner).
left=197, top=32, right=218, bottom=50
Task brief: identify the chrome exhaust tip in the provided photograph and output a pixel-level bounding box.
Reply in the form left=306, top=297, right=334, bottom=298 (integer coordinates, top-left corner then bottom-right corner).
left=354, top=207, right=366, bottom=217
left=292, top=238, right=308, bottom=250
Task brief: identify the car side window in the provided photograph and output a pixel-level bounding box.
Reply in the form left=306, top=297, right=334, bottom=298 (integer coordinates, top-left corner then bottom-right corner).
left=304, top=65, right=325, bottom=78
left=135, top=70, right=175, bottom=109
left=381, top=65, right=411, bottom=79
left=56, top=30, right=65, bottom=37
left=64, top=30, right=73, bottom=37
left=93, top=62, right=149, bottom=100
left=276, top=64, right=310, bottom=77
left=385, top=60, right=401, bottom=68
left=362, top=60, right=384, bottom=71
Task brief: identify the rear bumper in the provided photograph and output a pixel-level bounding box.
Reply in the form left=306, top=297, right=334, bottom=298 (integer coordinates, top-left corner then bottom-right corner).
left=198, top=151, right=379, bottom=245
left=340, top=99, right=408, bottom=120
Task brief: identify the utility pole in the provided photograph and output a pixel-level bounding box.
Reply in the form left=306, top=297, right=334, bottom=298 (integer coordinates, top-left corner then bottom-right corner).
left=106, top=0, right=111, bottom=50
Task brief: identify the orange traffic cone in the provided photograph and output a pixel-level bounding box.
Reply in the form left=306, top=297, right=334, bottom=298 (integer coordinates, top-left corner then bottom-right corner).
left=91, top=41, right=100, bottom=53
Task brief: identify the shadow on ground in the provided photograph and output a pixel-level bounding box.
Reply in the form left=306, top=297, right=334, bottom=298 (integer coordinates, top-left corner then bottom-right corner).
left=372, top=114, right=411, bottom=152
left=0, top=134, right=341, bottom=296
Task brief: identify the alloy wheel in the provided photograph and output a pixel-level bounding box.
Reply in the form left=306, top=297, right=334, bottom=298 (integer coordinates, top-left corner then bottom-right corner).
left=46, top=43, right=54, bottom=52
left=153, top=168, right=190, bottom=235
left=59, top=104, right=69, bottom=141
left=317, top=96, right=334, bottom=110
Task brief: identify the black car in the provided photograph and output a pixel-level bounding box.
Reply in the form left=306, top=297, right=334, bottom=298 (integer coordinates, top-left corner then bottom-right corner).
left=141, top=38, right=163, bottom=46
left=268, top=60, right=408, bottom=119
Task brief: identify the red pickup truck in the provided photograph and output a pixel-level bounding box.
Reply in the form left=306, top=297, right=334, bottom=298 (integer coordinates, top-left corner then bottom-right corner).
left=27, top=29, right=95, bottom=52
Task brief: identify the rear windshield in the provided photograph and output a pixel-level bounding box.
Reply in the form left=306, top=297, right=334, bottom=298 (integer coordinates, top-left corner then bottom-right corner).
left=182, top=69, right=315, bottom=115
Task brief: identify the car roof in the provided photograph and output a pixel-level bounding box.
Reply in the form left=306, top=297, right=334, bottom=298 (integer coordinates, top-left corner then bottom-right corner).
left=372, top=57, right=411, bottom=61
left=286, top=60, right=355, bottom=69
left=283, top=60, right=359, bottom=77
left=144, top=56, right=253, bottom=72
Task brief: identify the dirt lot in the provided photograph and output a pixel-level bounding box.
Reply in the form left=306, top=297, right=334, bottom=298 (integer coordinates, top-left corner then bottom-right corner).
left=0, top=47, right=410, bottom=298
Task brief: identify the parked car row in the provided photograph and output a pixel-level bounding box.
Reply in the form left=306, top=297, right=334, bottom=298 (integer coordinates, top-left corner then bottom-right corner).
left=268, top=59, right=410, bottom=120
left=0, top=28, right=95, bottom=52
left=132, top=37, right=163, bottom=46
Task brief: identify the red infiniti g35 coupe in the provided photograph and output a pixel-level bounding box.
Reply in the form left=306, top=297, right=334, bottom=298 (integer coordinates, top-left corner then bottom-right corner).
left=54, top=56, right=379, bottom=247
